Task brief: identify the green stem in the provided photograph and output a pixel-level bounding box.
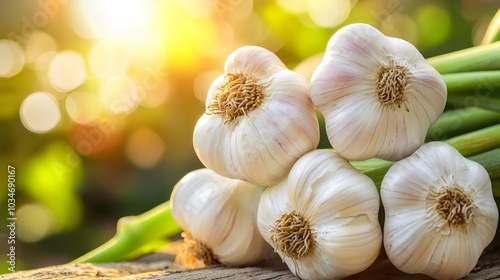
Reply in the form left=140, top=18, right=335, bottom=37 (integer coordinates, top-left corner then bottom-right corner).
left=446, top=94, right=500, bottom=112
left=481, top=8, right=500, bottom=45
left=73, top=202, right=181, bottom=263
left=445, top=124, right=500, bottom=157
left=442, top=71, right=500, bottom=92
left=365, top=124, right=500, bottom=188
left=426, top=107, right=500, bottom=141
left=468, top=148, right=500, bottom=196
left=427, top=41, right=500, bottom=74
left=469, top=148, right=500, bottom=181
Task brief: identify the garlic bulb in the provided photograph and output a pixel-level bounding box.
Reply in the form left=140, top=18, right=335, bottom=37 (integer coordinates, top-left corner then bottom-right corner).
left=381, top=142, right=499, bottom=279
left=258, top=149, right=382, bottom=280
left=310, top=23, right=447, bottom=161
left=170, top=168, right=272, bottom=268
left=193, top=46, right=320, bottom=187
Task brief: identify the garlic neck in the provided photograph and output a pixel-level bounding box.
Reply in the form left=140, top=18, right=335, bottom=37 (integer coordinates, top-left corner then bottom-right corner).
left=376, top=61, right=409, bottom=108
left=271, top=211, right=314, bottom=260
left=207, top=73, right=266, bottom=124
left=175, top=232, right=219, bottom=269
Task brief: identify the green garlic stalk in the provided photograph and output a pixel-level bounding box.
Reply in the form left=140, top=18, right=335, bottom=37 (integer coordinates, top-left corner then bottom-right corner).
left=427, top=41, right=500, bottom=73
left=442, top=71, right=500, bottom=92
left=481, top=8, right=500, bottom=45
left=72, top=202, right=180, bottom=263
left=426, top=107, right=500, bottom=141
left=364, top=124, right=500, bottom=188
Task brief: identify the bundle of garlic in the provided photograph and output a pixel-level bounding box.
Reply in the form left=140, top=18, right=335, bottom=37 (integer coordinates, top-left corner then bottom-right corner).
left=310, top=23, right=447, bottom=161
left=193, top=46, right=320, bottom=187
left=381, top=142, right=499, bottom=280
left=258, top=149, right=382, bottom=280
left=170, top=168, right=272, bottom=268
left=74, top=19, right=500, bottom=280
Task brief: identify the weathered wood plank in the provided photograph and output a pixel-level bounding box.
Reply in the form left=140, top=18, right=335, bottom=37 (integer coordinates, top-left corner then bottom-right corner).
left=1, top=241, right=499, bottom=280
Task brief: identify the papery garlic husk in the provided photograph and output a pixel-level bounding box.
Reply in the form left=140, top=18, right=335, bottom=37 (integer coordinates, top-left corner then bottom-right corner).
left=193, top=46, right=320, bottom=187
left=258, top=149, right=382, bottom=280
left=170, top=168, right=272, bottom=268
left=310, top=23, right=447, bottom=161
left=381, top=142, right=499, bottom=280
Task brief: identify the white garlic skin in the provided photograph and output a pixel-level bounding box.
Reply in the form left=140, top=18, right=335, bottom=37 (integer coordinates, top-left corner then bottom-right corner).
left=258, top=149, right=382, bottom=280
left=310, top=23, right=447, bottom=161
left=193, top=46, right=319, bottom=187
left=170, top=168, right=272, bottom=266
left=381, top=142, right=499, bottom=280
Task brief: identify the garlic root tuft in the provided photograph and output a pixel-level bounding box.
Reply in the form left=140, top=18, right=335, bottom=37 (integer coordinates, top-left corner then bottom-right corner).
left=376, top=60, right=409, bottom=109
left=174, top=231, right=219, bottom=269
left=270, top=211, right=314, bottom=260
left=431, top=185, right=474, bottom=229
left=207, top=73, right=267, bottom=124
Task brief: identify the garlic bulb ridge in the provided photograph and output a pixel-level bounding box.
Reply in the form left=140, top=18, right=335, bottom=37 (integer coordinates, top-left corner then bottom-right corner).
left=193, top=46, right=320, bottom=187
left=258, top=149, right=382, bottom=280
left=170, top=168, right=272, bottom=268
left=381, top=142, right=499, bottom=280
left=310, top=23, right=447, bottom=161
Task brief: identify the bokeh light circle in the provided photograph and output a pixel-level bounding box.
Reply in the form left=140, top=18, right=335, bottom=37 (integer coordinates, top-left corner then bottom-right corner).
left=0, top=40, right=25, bottom=77
left=99, top=75, right=140, bottom=114
left=20, top=91, right=61, bottom=133
left=48, top=51, right=87, bottom=92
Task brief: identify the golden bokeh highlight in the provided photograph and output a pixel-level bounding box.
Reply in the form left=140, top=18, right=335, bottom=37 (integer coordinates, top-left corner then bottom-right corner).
left=24, top=32, right=58, bottom=65
left=125, top=127, right=166, bottom=169
left=307, top=0, right=351, bottom=28
left=66, top=91, right=103, bottom=125
left=20, top=92, right=61, bottom=133
left=17, top=204, right=55, bottom=243
left=139, top=78, right=170, bottom=109
left=193, top=70, right=221, bottom=102
left=48, top=51, right=87, bottom=92
left=380, top=14, right=418, bottom=45
left=99, top=75, right=140, bottom=114
left=277, top=0, right=308, bottom=14
left=89, top=40, right=130, bottom=79
left=0, top=40, right=24, bottom=77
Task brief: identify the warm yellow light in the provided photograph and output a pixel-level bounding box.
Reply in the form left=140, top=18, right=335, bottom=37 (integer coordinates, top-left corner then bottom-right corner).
left=99, top=75, right=140, bottom=114
left=78, top=0, right=154, bottom=40
left=89, top=40, right=130, bottom=79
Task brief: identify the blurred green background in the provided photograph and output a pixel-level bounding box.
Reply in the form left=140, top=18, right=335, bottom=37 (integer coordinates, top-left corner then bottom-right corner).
left=0, top=0, right=498, bottom=273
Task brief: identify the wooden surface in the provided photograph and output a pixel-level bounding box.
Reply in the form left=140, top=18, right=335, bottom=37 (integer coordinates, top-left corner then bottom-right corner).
left=1, top=241, right=499, bottom=280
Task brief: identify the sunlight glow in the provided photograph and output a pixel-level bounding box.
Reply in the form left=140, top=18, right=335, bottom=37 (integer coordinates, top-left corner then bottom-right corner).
left=89, top=40, right=130, bottom=79
left=78, top=0, right=154, bottom=40
left=99, top=75, right=140, bottom=114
